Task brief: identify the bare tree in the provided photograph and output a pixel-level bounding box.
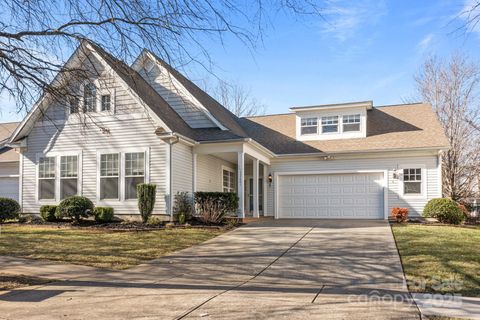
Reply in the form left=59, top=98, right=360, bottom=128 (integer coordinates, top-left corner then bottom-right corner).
left=415, top=54, right=480, bottom=201
left=459, top=0, right=480, bottom=34
left=212, top=79, right=266, bottom=117
left=0, top=0, right=324, bottom=114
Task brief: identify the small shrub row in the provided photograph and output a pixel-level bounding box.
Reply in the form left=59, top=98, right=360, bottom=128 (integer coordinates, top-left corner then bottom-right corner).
left=39, top=197, right=114, bottom=223
left=194, top=192, right=239, bottom=224
left=173, top=192, right=194, bottom=224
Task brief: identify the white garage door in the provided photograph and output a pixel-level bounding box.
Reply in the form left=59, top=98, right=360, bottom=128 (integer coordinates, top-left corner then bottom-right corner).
left=0, top=177, right=19, bottom=201
left=277, top=172, right=384, bottom=219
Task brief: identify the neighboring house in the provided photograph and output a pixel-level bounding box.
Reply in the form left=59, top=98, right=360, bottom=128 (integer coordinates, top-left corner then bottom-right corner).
left=8, top=41, right=449, bottom=219
left=0, top=122, right=20, bottom=201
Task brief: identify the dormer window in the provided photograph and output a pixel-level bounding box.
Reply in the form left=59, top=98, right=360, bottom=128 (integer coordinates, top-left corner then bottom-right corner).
left=301, top=117, right=318, bottom=135
left=321, top=116, right=338, bottom=133
left=343, top=114, right=361, bottom=132
left=83, top=82, right=96, bottom=113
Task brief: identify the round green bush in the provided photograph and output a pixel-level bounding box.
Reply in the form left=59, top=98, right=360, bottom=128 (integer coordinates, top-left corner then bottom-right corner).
left=423, top=198, right=465, bottom=225
left=55, top=196, right=94, bottom=222
left=0, top=197, right=20, bottom=222
left=93, top=207, right=114, bottom=223
left=40, top=205, right=58, bottom=222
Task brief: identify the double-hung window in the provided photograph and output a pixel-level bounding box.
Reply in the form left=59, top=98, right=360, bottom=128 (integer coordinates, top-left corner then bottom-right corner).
left=125, top=152, right=145, bottom=199
left=60, top=155, right=78, bottom=199
left=343, top=114, right=361, bottom=132
left=222, top=168, right=236, bottom=193
left=100, top=153, right=119, bottom=200
left=321, top=116, right=339, bottom=133
left=38, top=157, right=56, bottom=200
left=101, top=94, right=111, bottom=111
left=300, top=117, right=318, bottom=135
left=403, top=168, right=422, bottom=195
left=83, top=82, right=96, bottom=113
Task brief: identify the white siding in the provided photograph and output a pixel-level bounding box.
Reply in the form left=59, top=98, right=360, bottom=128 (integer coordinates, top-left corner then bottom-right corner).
left=138, top=66, right=216, bottom=128
left=21, top=52, right=169, bottom=216
left=267, top=155, right=441, bottom=217
left=172, top=142, right=193, bottom=195
left=196, top=154, right=236, bottom=192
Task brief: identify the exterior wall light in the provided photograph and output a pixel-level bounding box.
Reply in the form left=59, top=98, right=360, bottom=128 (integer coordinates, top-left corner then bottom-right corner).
left=268, top=173, right=273, bottom=186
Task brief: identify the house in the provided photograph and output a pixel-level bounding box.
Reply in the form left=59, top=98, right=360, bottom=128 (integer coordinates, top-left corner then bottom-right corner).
left=0, top=122, right=20, bottom=201
left=8, top=41, right=449, bottom=220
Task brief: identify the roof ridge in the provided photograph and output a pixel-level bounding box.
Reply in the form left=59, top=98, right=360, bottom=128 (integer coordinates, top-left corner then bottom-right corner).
left=144, top=50, right=250, bottom=138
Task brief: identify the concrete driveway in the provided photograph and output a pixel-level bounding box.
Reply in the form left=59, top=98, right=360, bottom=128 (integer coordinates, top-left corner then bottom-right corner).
left=0, top=220, right=420, bottom=319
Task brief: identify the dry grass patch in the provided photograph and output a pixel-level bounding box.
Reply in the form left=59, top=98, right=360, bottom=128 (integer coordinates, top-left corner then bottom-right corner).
left=0, top=274, right=52, bottom=290
left=0, top=225, right=224, bottom=269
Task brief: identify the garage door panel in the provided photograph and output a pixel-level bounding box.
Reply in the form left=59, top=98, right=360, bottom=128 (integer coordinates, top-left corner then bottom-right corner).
left=278, top=172, right=384, bottom=219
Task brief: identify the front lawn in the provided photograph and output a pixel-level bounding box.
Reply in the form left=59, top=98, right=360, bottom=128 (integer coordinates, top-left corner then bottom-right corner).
left=392, top=224, right=480, bottom=297
left=0, top=225, right=224, bottom=269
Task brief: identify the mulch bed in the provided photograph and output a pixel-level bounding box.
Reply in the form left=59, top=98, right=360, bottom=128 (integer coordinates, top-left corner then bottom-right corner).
left=0, top=274, right=54, bottom=291
left=2, top=218, right=237, bottom=232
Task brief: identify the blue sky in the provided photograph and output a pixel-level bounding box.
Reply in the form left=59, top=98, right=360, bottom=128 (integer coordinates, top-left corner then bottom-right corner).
left=1, top=0, right=479, bottom=121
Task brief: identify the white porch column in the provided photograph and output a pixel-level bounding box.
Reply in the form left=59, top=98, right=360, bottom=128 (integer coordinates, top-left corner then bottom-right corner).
left=237, top=151, right=245, bottom=218
left=263, top=164, right=268, bottom=216
left=253, top=158, right=259, bottom=218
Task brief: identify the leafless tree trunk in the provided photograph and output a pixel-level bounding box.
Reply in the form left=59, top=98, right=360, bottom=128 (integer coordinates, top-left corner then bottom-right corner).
left=0, top=0, right=324, bottom=114
left=415, top=54, right=480, bottom=202
left=212, top=79, right=266, bottom=117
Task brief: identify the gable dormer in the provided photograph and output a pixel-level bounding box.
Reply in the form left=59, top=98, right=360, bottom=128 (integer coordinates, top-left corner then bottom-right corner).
left=291, top=101, right=372, bottom=141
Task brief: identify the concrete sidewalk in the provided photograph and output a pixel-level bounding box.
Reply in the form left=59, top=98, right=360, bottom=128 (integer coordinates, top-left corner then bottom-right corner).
left=0, top=220, right=420, bottom=319
left=413, top=293, right=480, bottom=319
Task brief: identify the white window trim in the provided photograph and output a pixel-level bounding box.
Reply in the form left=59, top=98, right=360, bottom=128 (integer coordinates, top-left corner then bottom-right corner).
left=98, top=88, right=116, bottom=114
left=342, top=114, right=361, bottom=132
left=36, top=151, right=83, bottom=204
left=399, top=165, right=427, bottom=199
left=221, top=166, right=236, bottom=193
left=321, top=115, right=339, bottom=134
left=96, top=147, right=150, bottom=205
left=300, top=117, right=318, bottom=136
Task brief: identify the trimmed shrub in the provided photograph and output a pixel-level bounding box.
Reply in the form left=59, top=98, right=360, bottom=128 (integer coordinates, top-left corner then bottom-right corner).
left=423, top=198, right=465, bottom=225
left=194, top=192, right=239, bottom=224
left=173, top=192, right=193, bottom=224
left=391, top=207, right=409, bottom=223
left=0, top=197, right=20, bottom=222
left=146, top=216, right=163, bottom=226
left=93, top=207, right=114, bottom=223
left=137, top=184, right=156, bottom=223
left=40, top=205, right=58, bottom=222
left=55, top=196, right=94, bottom=223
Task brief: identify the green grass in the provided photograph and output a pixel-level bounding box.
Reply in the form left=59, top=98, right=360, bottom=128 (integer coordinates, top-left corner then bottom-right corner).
left=0, top=225, right=224, bottom=270
left=392, top=224, right=480, bottom=297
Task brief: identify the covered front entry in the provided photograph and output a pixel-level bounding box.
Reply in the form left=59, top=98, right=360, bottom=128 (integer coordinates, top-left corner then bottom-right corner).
left=276, top=172, right=385, bottom=219
left=193, top=141, right=272, bottom=218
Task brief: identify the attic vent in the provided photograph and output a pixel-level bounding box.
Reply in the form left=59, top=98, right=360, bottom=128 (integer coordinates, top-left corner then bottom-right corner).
left=144, top=59, right=155, bottom=72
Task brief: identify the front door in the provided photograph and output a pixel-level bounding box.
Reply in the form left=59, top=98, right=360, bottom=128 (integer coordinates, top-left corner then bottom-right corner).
left=246, top=177, right=263, bottom=214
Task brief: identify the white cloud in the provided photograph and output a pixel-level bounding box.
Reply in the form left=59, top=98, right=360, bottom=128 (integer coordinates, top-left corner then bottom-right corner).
left=320, top=0, right=388, bottom=42
left=417, top=33, right=435, bottom=55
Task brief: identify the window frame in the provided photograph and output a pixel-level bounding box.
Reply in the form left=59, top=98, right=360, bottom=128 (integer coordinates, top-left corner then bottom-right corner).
left=342, top=114, right=361, bottom=132
left=60, top=155, right=79, bottom=199
left=36, top=152, right=82, bottom=203
left=98, top=88, right=116, bottom=114
left=99, top=153, right=120, bottom=201
left=321, top=115, right=339, bottom=134
left=82, top=81, right=97, bottom=113
left=124, top=152, right=146, bottom=200
left=300, top=117, right=318, bottom=136
left=96, top=148, right=150, bottom=204
left=221, top=166, right=236, bottom=193
left=399, top=165, right=426, bottom=198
